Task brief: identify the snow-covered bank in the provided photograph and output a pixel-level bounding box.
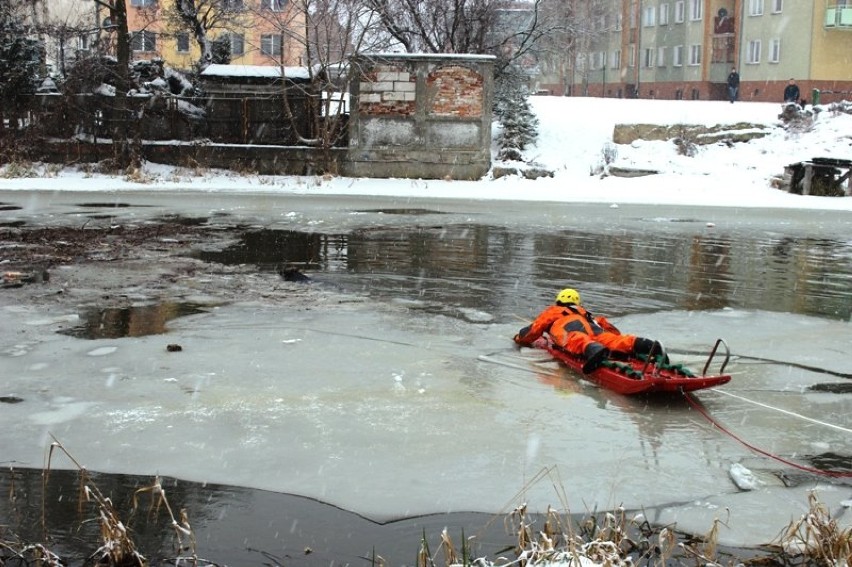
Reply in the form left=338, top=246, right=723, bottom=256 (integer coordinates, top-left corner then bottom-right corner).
left=1, top=97, right=851, bottom=212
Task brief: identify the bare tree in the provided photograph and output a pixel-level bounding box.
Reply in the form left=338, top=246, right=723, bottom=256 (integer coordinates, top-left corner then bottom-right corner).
left=534, top=0, right=608, bottom=95
left=362, top=0, right=553, bottom=75
left=247, top=0, right=388, bottom=170
left=89, top=0, right=138, bottom=168
left=161, top=0, right=249, bottom=70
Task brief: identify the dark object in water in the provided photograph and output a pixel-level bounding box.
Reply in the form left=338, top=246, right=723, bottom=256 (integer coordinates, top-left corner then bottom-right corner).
left=0, top=395, right=24, bottom=404
left=167, top=343, right=183, bottom=352
left=277, top=264, right=311, bottom=283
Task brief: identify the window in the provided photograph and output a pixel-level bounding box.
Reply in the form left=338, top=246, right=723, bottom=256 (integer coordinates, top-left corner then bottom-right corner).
left=260, top=34, right=282, bottom=56
left=262, top=0, right=285, bottom=10
left=220, top=0, right=243, bottom=9
left=673, top=44, right=683, bottom=66
left=771, top=0, right=782, bottom=13
left=131, top=30, right=156, bottom=52
left=130, top=0, right=156, bottom=6
left=644, top=5, right=656, bottom=26
left=749, top=0, right=763, bottom=16
left=657, top=46, right=666, bottom=66
left=643, top=47, right=654, bottom=67
left=176, top=32, right=189, bottom=53
left=615, top=13, right=623, bottom=30
left=629, top=1, right=638, bottom=28
left=628, top=44, right=636, bottom=67
left=689, top=0, right=702, bottom=20
left=78, top=35, right=91, bottom=51
left=611, top=49, right=621, bottom=70
left=747, top=39, right=761, bottom=63
left=229, top=33, right=244, bottom=56
left=674, top=1, right=685, bottom=23
left=659, top=3, right=670, bottom=25
left=689, top=44, right=701, bottom=65
left=769, top=38, right=781, bottom=62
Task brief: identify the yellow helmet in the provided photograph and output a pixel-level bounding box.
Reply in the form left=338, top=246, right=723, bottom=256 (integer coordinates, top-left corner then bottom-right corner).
left=555, top=288, right=580, bottom=305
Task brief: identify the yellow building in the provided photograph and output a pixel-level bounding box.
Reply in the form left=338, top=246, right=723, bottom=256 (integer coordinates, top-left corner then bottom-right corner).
left=125, top=0, right=306, bottom=70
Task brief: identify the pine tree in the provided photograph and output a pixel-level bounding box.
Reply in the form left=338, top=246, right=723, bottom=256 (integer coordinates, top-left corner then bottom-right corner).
left=0, top=5, right=43, bottom=134
left=493, top=65, right=538, bottom=162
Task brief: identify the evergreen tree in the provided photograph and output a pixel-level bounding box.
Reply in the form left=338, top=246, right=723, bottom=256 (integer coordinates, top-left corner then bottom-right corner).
left=493, top=64, right=538, bottom=162
left=0, top=5, right=43, bottom=133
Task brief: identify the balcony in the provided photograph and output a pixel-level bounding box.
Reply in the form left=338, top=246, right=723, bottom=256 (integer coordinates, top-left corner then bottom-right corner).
left=825, top=6, right=852, bottom=29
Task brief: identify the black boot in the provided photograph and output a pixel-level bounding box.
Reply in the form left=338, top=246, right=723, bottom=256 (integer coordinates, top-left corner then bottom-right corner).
left=634, top=338, right=669, bottom=364
left=582, top=343, right=610, bottom=374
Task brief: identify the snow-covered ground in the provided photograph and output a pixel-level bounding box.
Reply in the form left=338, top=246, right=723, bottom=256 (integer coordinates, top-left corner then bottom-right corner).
left=1, top=96, right=851, bottom=213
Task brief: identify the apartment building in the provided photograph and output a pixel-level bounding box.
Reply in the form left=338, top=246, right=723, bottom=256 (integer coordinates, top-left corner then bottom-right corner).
left=547, top=0, right=852, bottom=102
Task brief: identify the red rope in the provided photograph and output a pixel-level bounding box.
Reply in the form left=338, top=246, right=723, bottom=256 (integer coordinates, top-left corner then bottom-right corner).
left=682, top=390, right=852, bottom=479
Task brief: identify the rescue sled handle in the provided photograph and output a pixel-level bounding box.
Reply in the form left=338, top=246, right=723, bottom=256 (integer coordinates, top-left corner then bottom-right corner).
left=702, top=338, right=730, bottom=377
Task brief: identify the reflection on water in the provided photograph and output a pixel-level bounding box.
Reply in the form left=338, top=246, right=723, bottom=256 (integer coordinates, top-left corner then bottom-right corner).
left=59, top=302, right=210, bottom=339
left=196, top=225, right=851, bottom=321
left=0, top=467, right=534, bottom=566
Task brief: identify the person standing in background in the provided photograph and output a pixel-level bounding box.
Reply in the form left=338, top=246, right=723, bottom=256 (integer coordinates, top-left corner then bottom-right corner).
left=727, top=68, right=740, bottom=103
left=783, top=79, right=801, bottom=104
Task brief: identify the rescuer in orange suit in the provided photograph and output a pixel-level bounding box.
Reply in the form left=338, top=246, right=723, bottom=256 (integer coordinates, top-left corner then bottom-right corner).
left=513, top=288, right=666, bottom=374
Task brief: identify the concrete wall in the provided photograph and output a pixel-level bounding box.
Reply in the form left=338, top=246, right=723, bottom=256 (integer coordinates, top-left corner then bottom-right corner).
left=346, top=53, right=495, bottom=180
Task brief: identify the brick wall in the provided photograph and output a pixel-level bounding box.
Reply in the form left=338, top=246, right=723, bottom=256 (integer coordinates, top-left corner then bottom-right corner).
left=349, top=53, right=495, bottom=180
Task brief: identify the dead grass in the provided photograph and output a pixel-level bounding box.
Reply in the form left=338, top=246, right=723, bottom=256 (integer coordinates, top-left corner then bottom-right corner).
left=3, top=450, right=849, bottom=567
left=770, top=491, right=852, bottom=567
left=0, top=437, right=207, bottom=567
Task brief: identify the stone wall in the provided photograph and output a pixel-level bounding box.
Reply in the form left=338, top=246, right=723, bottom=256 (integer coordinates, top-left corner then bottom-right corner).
left=346, top=53, right=495, bottom=180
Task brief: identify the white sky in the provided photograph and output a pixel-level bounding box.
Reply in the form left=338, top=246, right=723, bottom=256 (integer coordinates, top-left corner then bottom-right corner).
left=1, top=96, right=851, bottom=213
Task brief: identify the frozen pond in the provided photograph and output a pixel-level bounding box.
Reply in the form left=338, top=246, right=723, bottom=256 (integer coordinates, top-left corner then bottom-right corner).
left=1, top=190, right=850, bottom=555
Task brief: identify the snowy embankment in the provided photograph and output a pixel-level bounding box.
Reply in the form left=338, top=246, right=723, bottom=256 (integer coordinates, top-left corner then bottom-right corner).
left=1, top=96, right=851, bottom=212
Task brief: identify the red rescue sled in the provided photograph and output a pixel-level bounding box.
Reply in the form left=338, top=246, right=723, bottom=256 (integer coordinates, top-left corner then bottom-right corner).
left=532, top=336, right=732, bottom=395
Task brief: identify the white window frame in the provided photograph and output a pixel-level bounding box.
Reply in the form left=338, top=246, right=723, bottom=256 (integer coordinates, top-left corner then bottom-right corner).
left=771, top=0, right=782, bottom=13
left=659, top=3, right=670, bottom=25
left=130, top=0, right=156, bottom=6
left=643, top=47, right=654, bottom=67
left=747, top=39, right=761, bottom=63
left=262, top=0, right=285, bottom=11
left=689, top=0, right=703, bottom=20
left=689, top=44, right=701, bottom=65
left=673, top=45, right=683, bottom=66
left=611, top=49, right=621, bottom=70
left=260, top=34, right=282, bottom=56
left=769, top=38, right=781, bottom=62
left=131, top=30, right=156, bottom=52
left=644, top=5, right=656, bottom=26
left=615, top=13, right=623, bottom=31
left=749, top=0, right=764, bottom=16
left=628, top=44, right=636, bottom=67
left=674, top=1, right=685, bottom=23
left=657, top=46, right=667, bottom=67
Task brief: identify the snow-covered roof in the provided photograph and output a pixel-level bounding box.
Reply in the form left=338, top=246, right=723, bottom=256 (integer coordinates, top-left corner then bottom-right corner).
left=358, top=52, right=496, bottom=61
left=201, top=64, right=311, bottom=80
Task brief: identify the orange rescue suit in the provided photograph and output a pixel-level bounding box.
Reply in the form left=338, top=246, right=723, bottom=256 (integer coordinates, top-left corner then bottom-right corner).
left=514, top=304, right=638, bottom=356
